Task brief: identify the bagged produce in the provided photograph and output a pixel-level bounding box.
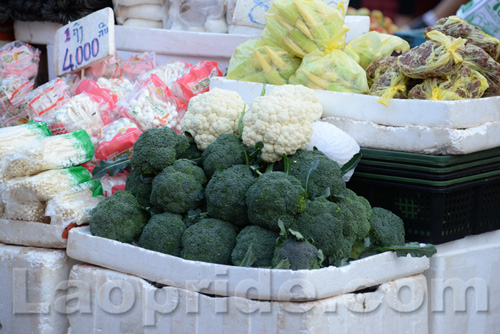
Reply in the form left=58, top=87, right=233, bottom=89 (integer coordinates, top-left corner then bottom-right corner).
left=0, top=41, right=40, bottom=80
left=408, top=66, right=488, bottom=100
left=23, top=77, right=71, bottom=118
left=121, top=52, right=157, bottom=81
left=425, top=16, right=500, bottom=62
left=261, top=0, right=349, bottom=58
left=346, top=31, right=410, bottom=70
left=100, top=171, right=129, bottom=197
left=398, top=30, right=466, bottom=79
left=365, top=56, right=398, bottom=87
left=289, top=49, right=369, bottom=94
left=462, top=44, right=500, bottom=97
left=1, top=99, right=29, bottom=126
left=97, top=77, right=134, bottom=100
left=0, top=129, right=94, bottom=180
left=143, top=60, right=191, bottom=87
left=369, top=62, right=410, bottom=106
left=87, top=54, right=122, bottom=79
left=226, top=39, right=301, bottom=85
left=0, top=122, right=51, bottom=159
left=171, top=61, right=222, bottom=104
left=94, top=118, right=142, bottom=161
left=0, top=76, right=33, bottom=107
left=166, top=0, right=227, bottom=33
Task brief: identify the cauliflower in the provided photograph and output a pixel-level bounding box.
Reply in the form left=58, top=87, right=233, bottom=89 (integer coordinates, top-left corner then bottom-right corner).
left=242, top=85, right=323, bottom=162
left=181, top=88, right=247, bottom=151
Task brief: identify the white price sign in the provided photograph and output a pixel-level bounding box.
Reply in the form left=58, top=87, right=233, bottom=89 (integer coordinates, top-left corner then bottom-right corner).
left=54, top=8, right=115, bottom=76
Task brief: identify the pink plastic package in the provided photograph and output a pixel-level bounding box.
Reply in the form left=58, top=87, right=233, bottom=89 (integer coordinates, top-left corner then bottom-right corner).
left=87, top=54, right=123, bottom=79
left=171, top=60, right=223, bottom=103
left=0, top=76, right=34, bottom=115
left=94, top=118, right=142, bottom=161
left=121, top=52, right=157, bottom=81
left=0, top=41, right=41, bottom=80
left=24, top=78, right=70, bottom=118
left=100, top=171, right=129, bottom=197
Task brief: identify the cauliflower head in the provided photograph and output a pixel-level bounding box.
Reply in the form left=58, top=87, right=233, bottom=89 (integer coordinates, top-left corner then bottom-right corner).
left=242, top=85, right=323, bottom=162
left=181, top=88, right=247, bottom=151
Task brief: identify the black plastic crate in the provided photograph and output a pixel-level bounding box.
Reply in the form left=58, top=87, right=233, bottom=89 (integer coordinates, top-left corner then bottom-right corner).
left=348, top=174, right=500, bottom=244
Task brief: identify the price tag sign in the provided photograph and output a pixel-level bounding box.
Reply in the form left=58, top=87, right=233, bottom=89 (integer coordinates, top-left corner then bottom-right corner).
left=54, top=8, right=115, bottom=76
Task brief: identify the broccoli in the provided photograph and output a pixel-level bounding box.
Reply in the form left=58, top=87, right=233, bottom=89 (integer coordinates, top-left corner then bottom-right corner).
left=338, top=189, right=372, bottom=243
left=231, top=225, right=279, bottom=267
left=289, top=149, right=346, bottom=200
left=291, top=198, right=351, bottom=261
left=181, top=218, right=237, bottom=265
left=150, top=160, right=206, bottom=214
left=125, top=170, right=153, bottom=208
left=138, top=212, right=185, bottom=256
left=90, top=191, right=149, bottom=243
left=205, top=165, right=256, bottom=227
left=369, top=207, right=405, bottom=247
left=245, top=172, right=307, bottom=232
left=271, top=238, right=323, bottom=270
left=177, top=141, right=203, bottom=165
left=202, top=134, right=246, bottom=179
left=131, top=127, right=190, bottom=176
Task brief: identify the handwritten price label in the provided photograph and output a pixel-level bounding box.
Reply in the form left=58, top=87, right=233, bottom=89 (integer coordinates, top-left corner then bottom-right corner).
left=54, top=8, right=115, bottom=76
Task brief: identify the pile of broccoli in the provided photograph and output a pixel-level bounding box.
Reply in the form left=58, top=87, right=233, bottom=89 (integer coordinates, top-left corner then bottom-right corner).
left=90, top=127, right=436, bottom=270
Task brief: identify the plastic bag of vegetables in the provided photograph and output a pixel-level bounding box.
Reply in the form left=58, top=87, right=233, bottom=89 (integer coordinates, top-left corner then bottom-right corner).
left=365, top=56, right=398, bottom=87
left=226, top=39, right=301, bottom=85
left=345, top=31, right=410, bottom=70
left=289, top=49, right=369, bottom=94
left=369, top=62, right=410, bottom=106
left=408, top=66, right=488, bottom=101
left=462, top=44, right=500, bottom=97
left=261, top=0, right=349, bottom=58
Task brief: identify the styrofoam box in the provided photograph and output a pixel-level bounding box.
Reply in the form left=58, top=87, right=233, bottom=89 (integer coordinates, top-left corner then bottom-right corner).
left=210, top=77, right=500, bottom=129
left=424, top=230, right=500, bottom=334
left=0, top=243, right=76, bottom=334
left=67, top=264, right=428, bottom=334
left=0, top=219, right=67, bottom=249
left=67, top=226, right=429, bottom=302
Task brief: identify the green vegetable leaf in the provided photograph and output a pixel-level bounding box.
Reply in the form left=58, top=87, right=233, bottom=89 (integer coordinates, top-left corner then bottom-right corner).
left=238, top=105, right=246, bottom=139
left=341, top=152, right=362, bottom=176
left=304, top=160, right=320, bottom=196
left=288, top=228, right=305, bottom=241
left=260, top=83, right=267, bottom=96
left=273, top=258, right=291, bottom=270
left=239, top=244, right=257, bottom=267
left=283, top=154, right=291, bottom=175
left=277, top=219, right=288, bottom=238
left=376, top=242, right=437, bottom=258
left=92, top=155, right=132, bottom=178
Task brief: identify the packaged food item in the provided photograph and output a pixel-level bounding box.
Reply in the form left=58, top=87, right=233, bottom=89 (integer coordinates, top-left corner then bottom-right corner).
left=100, top=171, right=129, bottom=197
left=0, top=41, right=41, bottom=80
left=289, top=49, right=369, bottom=94
left=23, top=78, right=70, bottom=118
left=462, top=44, right=500, bottom=97
left=226, top=39, right=301, bottom=85
left=121, top=52, right=157, bottom=81
left=87, top=54, right=123, bottom=79
left=114, top=0, right=168, bottom=29
left=398, top=30, right=466, bottom=79
left=0, top=76, right=33, bottom=105
left=96, top=77, right=134, bottom=100
left=369, top=63, right=410, bottom=106
left=0, top=122, right=51, bottom=159
left=261, top=0, right=349, bottom=58
left=365, top=56, right=399, bottom=87
left=95, top=118, right=142, bottom=161
left=408, top=66, right=488, bottom=100
left=0, top=129, right=95, bottom=180
left=425, top=16, right=500, bottom=62
left=166, top=0, right=227, bottom=33
left=142, top=60, right=191, bottom=87
left=2, top=201, right=47, bottom=222
left=171, top=61, right=223, bottom=103
left=1, top=99, right=30, bottom=127
left=346, top=31, right=410, bottom=69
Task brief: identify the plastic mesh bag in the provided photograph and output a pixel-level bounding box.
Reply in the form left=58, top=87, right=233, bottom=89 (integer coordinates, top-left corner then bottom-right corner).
left=398, top=30, right=466, bottom=79
left=289, top=49, right=369, bottom=94
left=346, top=31, right=410, bottom=70
left=462, top=44, right=500, bottom=97
left=369, top=63, right=410, bottom=106
left=227, top=39, right=302, bottom=85
left=408, top=66, right=488, bottom=101
left=365, top=56, right=398, bottom=87
left=261, top=0, right=349, bottom=58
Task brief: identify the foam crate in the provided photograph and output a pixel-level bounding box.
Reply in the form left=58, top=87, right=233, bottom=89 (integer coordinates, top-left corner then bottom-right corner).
left=66, top=226, right=429, bottom=302
left=424, top=230, right=500, bottom=334
left=0, top=243, right=75, bottom=334
left=67, top=264, right=429, bottom=334
left=0, top=219, right=68, bottom=249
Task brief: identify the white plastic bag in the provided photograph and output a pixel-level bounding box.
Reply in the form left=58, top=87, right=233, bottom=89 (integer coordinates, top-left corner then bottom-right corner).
left=166, top=0, right=227, bottom=33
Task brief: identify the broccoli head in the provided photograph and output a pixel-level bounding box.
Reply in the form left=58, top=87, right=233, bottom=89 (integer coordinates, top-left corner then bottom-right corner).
left=338, top=189, right=372, bottom=243
left=370, top=207, right=405, bottom=247
left=131, top=127, right=190, bottom=176
left=231, top=225, right=279, bottom=267
left=181, top=218, right=237, bottom=265
left=201, top=134, right=246, bottom=179
left=271, top=238, right=323, bottom=270
left=245, top=172, right=307, bottom=232
left=138, top=212, right=185, bottom=256
left=150, top=160, right=206, bottom=214
left=291, top=198, right=351, bottom=261
left=125, top=169, right=153, bottom=208
left=289, top=149, right=346, bottom=200
left=206, top=165, right=256, bottom=227
left=177, top=141, right=203, bottom=165
left=90, top=191, right=149, bottom=243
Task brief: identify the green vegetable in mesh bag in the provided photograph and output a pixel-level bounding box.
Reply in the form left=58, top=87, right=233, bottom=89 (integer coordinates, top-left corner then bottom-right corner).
left=226, top=39, right=302, bottom=85
left=289, top=49, right=369, bottom=94
left=462, top=44, right=500, bottom=97
left=365, top=56, right=399, bottom=87
left=408, top=66, right=488, bottom=101
left=261, top=0, right=349, bottom=58
left=346, top=31, right=410, bottom=70
left=369, top=62, right=410, bottom=106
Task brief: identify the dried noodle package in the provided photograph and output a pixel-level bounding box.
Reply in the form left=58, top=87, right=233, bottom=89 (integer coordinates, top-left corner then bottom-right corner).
left=425, top=16, right=500, bottom=62
left=369, top=63, right=410, bottom=106
left=226, top=39, right=302, bottom=85
left=408, top=66, right=488, bottom=101
left=462, top=44, right=500, bottom=97
left=289, top=49, right=369, bottom=94
left=346, top=31, right=410, bottom=70
left=398, top=30, right=466, bottom=79
left=366, top=56, right=398, bottom=87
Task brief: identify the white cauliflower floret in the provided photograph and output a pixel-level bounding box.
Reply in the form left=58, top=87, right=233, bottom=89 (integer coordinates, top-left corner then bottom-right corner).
left=181, top=88, right=247, bottom=151
left=242, top=85, right=323, bottom=163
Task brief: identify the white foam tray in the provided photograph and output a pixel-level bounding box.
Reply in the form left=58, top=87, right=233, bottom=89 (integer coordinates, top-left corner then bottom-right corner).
left=67, top=264, right=428, bottom=334
left=0, top=219, right=67, bottom=249
left=324, top=116, right=500, bottom=155
left=210, top=77, right=500, bottom=129
left=67, top=226, right=429, bottom=302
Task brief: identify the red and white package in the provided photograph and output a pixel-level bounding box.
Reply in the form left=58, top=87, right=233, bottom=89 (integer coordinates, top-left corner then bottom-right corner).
left=100, top=171, right=129, bottom=197
left=171, top=60, right=222, bottom=103
left=87, top=54, right=123, bottom=79
left=96, top=77, right=134, bottom=100
left=121, top=52, right=157, bottom=81
left=0, top=41, right=41, bottom=80
left=141, top=60, right=192, bottom=87
left=1, top=99, right=30, bottom=127
left=95, top=118, right=142, bottom=161
left=23, top=78, right=70, bottom=118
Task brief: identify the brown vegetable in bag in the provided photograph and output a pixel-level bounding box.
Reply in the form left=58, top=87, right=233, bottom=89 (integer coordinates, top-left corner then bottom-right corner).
left=369, top=62, right=410, bottom=106
left=425, top=16, right=500, bottom=62
left=398, top=30, right=466, bottom=79
left=408, top=66, right=488, bottom=101
left=462, top=44, right=500, bottom=97
left=366, top=56, right=398, bottom=87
